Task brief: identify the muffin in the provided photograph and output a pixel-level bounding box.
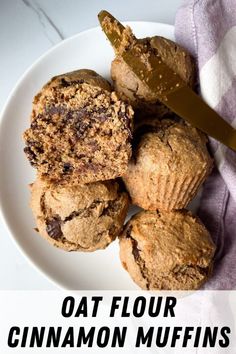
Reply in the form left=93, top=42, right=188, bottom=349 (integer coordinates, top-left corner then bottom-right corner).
left=120, top=210, right=215, bottom=290
left=30, top=177, right=129, bottom=252
left=111, top=36, right=195, bottom=118
left=23, top=69, right=134, bottom=185
left=123, top=119, right=213, bottom=211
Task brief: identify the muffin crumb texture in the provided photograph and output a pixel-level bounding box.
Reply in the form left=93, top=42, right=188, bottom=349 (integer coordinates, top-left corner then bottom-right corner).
left=24, top=69, right=134, bottom=185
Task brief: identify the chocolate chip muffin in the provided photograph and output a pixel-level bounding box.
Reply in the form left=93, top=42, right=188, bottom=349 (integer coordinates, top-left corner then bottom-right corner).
left=23, top=69, right=134, bottom=185
left=123, top=119, right=213, bottom=211
left=30, top=177, right=129, bottom=252
left=120, top=210, right=215, bottom=290
left=111, top=36, right=195, bottom=118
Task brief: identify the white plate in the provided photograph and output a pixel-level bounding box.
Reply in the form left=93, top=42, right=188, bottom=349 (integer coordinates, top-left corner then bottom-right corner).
left=0, top=22, right=175, bottom=290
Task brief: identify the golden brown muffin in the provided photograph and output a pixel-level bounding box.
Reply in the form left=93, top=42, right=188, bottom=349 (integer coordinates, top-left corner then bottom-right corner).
left=123, top=119, right=213, bottom=211
left=120, top=210, right=215, bottom=290
left=30, top=177, right=129, bottom=252
left=23, top=69, right=134, bottom=185
left=111, top=36, right=195, bottom=118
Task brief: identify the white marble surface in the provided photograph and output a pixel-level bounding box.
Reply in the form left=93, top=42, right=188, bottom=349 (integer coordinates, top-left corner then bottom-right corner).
left=0, top=0, right=182, bottom=289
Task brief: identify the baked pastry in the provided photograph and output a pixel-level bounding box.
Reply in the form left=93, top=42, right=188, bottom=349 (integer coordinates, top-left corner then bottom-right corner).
left=119, top=210, right=215, bottom=290
left=23, top=69, right=134, bottom=185
left=30, top=177, right=129, bottom=251
left=111, top=36, right=195, bottom=118
left=123, top=119, right=213, bottom=211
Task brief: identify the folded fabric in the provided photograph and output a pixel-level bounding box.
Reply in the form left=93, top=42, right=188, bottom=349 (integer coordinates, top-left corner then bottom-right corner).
left=175, top=0, right=236, bottom=289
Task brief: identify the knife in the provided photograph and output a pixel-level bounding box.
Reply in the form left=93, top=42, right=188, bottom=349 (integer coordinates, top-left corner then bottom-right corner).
left=98, top=10, right=236, bottom=151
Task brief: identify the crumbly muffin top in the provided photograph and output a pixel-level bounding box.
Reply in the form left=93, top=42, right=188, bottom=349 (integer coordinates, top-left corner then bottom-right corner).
left=132, top=119, right=213, bottom=175
left=123, top=210, right=215, bottom=271
left=31, top=177, right=129, bottom=251
left=120, top=210, right=215, bottom=290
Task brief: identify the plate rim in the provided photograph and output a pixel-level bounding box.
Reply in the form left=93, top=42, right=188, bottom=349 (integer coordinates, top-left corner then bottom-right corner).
left=0, top=21, right=175, bottom=289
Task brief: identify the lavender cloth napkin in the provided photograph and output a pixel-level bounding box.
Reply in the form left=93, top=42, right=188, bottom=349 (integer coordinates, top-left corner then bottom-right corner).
left=175, top=0, right=236, bottom=289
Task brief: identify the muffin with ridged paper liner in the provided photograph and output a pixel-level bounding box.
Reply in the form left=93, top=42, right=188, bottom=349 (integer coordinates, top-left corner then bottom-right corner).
left=123, top=118, right=213, bottom=211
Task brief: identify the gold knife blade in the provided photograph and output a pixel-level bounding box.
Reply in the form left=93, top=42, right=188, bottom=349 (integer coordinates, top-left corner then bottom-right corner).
left=166, top=86, right=236, bottom=150
left=98, top=10, right=236, bottom=151
left=98, top=10, right=126, bottom=53
left=122, top=49, right=236, bottom=150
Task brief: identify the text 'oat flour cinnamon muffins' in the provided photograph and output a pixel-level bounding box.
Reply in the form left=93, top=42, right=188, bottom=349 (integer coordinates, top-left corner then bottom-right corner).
left=23, top=69, right=134, bottom=185
left=123, top=118, right=213, bottom=211
left=120, top=210, right=216, bottom=290
left=30, top=177, right=129, bottom=252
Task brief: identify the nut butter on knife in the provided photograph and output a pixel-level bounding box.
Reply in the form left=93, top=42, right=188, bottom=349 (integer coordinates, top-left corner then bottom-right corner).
left=98, top=10, right=236, bottom=152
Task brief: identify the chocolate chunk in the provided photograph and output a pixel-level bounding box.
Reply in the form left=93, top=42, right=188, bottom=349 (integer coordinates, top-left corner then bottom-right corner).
left=30, top=120, right=38, bottom=130
left=64, top=210, right=80, bottom=222
left=95, top=107, right=109, bottom=122
left=75, top=121, right=89, bottom=138
left=96, top=107, right=107, bottom=114
left=24, top=146, right=37, bottom=166
left=77, top=154, right=86, bottom=159
left=119, top=112, right=132, bottom=139
left=97, top=114, right=109, bottom=122
left=35, top=146, right=44, bottom=154
left=61, top=78, right=69, bottom=87
left=87, top=162, right=101, bottom=172
left=76, top=162, right=101, bottom=173
left=88, top=141, right=99, bottom=153
left=70, top=79, right=85, bottom=85
left=63, top=162, right=72, bottom=173
left=65, top=109, right=90, bottom=138
left=125, top=226, right=141, bottom=261
left=131, top=238, right=140, bottom=261
left=66, top=109, right=83, bottom=122
left=61, top=78, right=85, bottom=87
left=46, top=105, right=66, bottom=116
left=46, top=216, right=63, bottom=240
